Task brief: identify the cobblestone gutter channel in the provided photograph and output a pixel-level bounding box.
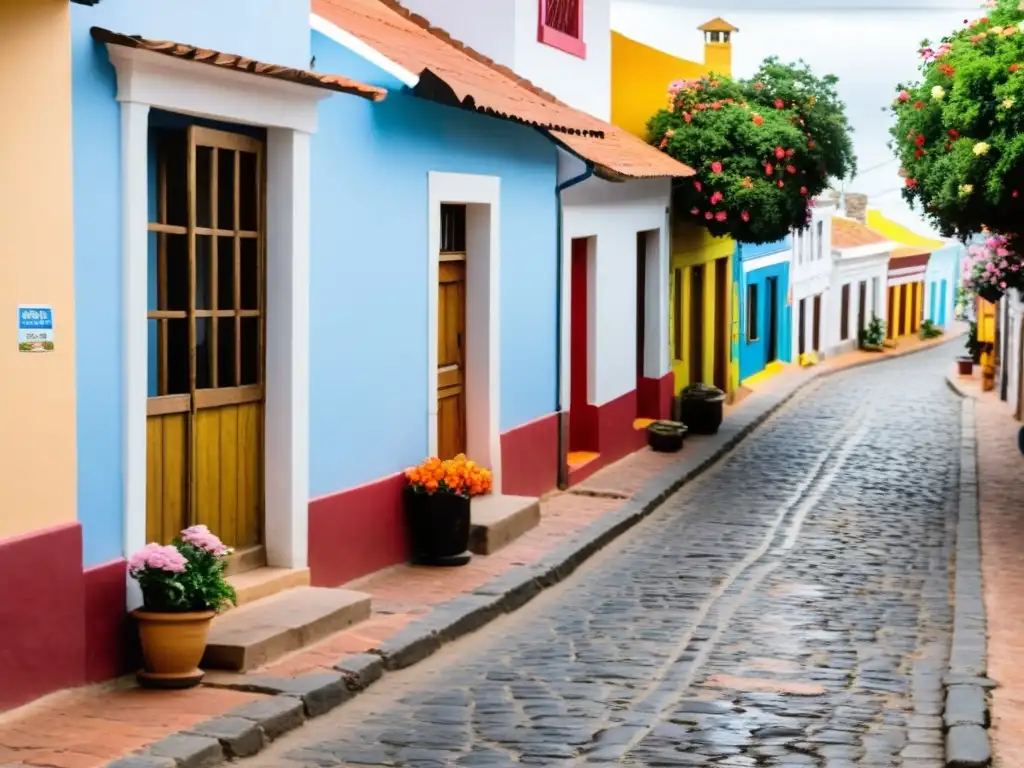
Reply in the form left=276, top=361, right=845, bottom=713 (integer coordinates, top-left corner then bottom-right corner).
left=943, top=388, right=994, bottom=768
left=103, top=338, right=980, bottom=768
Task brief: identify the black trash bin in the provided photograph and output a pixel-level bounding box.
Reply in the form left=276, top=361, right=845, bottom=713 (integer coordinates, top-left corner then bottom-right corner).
left=676, top=383, right=726, bottom=435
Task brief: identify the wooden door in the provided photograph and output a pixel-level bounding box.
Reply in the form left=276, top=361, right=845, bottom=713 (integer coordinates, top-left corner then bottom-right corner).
left=689, top=264, right=705, bottom=384
left=887, top=286, right=896, bottom=339
left=438, top=206, right=468, bottom=460
left=713, top=257, right=728, bottom=390
left=898, top=284, right=909, bottom=336
left=766, top=276, right=779, bottom=363
left=910, top=282, right=920, bottom=333
left=857, top=280, right=867, bottom=336
left=146, top=125, right=265, bottom=552
left=798, top=298, right=806, bottom=355
left=636, top=233, right=646, bottom=384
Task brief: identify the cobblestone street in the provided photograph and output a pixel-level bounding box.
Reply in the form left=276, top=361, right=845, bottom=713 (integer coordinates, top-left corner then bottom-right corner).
left=245, top=345, right=962, bottom=768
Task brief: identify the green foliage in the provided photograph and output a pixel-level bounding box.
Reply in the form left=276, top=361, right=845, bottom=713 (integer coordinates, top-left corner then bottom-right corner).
left=919, top=318, right=944, bottom=338
left=966, top=320, right=984, bottom=360
left=889, top=0, right=1024, bottom=241
left=860, top=314, right=887, bottom=348
left=647, top=60, right=855, bottom=244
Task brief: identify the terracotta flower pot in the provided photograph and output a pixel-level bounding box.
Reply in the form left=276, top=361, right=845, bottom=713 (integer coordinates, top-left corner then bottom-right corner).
left=133, top=609, right=215, bottom=689
left=957, top=356, right=975, bottom=376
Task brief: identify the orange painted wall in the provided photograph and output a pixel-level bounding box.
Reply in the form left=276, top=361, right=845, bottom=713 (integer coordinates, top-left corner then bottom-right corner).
left=0, top=0, right=77, bottom=539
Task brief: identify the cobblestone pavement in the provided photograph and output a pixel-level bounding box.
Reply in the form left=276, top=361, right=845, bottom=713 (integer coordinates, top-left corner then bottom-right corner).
left=247, top=345, right=961, bottom=768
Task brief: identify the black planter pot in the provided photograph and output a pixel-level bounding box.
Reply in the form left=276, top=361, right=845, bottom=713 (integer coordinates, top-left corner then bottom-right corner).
left=647, top=421, right=688, bottom=453
left=978, top=284, right=1005, bottom=303
left=403, top=488, right=472, bottom=566
left=677, top=384, right=726, bottom=435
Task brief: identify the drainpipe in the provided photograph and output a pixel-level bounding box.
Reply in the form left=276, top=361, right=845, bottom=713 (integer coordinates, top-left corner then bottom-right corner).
left=555, top=163, right=595, bottom=490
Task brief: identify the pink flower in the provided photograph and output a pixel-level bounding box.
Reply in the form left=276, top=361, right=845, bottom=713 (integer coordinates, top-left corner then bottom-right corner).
left=180, top=524, right=230, bottom=556
left=129, top=543, right=188, bottom=574
left=694, top=180, right=702, bottom=192
left=710, top=190, right=724, bottom=204
left=800, top=186, right=808, bottom=195
left=715, top=211, right=727, bottom=222
left=775, top=146, right=786, bottom=159
left=690, top=207, right=700, bottom=215
left=774, top=98, right=785, bottom=109
left=711, top=161, right=723, bottom=174
left=704, top=212, right=713, bottom=220
left=741, top=210, right=750, bottom=222
left=897, top=90, right=911, bottom=102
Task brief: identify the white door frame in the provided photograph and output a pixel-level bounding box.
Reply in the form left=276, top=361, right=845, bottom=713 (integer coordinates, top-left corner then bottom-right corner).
left=426, top=172, right=502, bottom=491
left=105, top=45, right=328, bottom=605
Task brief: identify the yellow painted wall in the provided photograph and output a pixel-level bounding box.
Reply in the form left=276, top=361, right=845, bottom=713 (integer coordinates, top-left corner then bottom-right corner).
left=866, top=210, right=945, bottom=250
left=887, top=281, right=926, bottom=340
left=0, top=0, right=77, bottom=540
left=668, top=224, right=735, bottom=392
left=611, top=31, right=732, bottom=140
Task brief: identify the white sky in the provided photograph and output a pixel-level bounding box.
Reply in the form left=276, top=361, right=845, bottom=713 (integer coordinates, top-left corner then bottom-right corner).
left=611, top=0, right=982, bottom=237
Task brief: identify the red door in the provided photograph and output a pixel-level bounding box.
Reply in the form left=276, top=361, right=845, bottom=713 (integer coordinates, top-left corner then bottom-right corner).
left=570, top=239, right=596, bottom=451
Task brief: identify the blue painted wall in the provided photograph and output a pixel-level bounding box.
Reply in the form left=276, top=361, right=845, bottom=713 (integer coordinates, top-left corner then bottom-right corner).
left=307, top=33, right=559, bottom=497
left=736, top=239, right=792, bottom=381
left=925, top=243, right=963, bottom=326
left=71, top=1, right=312, bottom=566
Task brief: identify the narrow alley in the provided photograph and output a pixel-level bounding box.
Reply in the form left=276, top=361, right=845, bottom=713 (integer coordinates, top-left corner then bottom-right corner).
left=241, top=344, right=960, bottom=768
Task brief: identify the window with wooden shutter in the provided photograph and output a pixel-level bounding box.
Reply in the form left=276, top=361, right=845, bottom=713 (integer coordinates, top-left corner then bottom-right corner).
left=539, top=0, right=586, bottom=58
left=840, top=283, right=851, bottom=340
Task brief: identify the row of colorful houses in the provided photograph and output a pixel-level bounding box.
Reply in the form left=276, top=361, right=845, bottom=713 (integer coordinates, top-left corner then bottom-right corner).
left=0, top=0, right=966, bottom=711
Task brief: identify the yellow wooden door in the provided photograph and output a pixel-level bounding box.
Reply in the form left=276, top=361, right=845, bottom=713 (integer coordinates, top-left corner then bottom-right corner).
left=437, top=260, right=467, bottom=459
left=146, top=125, right=265, bottom=552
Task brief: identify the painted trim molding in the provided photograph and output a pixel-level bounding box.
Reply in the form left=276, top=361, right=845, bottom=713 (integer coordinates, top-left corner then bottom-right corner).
left=742, top=249, right=792, bottom=273
left=106, top=43, right=324, bottom=605
left=426, top=172, right=502, bottom=492
left=310, top=13, right=420, bottom=87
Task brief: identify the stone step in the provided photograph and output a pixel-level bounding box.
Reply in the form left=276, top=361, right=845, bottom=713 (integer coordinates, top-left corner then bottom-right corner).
left=227, top=566, right=311, bottom=609
left=470, top=494, right=541, bottom=555
left=202, top=586, right=371, bottom=672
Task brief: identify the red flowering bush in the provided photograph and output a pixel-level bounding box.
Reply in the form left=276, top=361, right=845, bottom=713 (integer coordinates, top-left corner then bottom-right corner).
left=891, top=0, right=1024, bottom=241
left=647, top=59, right=855, bottom=244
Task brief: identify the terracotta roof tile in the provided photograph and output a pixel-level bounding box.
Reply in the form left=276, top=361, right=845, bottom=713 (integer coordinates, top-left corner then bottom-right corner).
left=831, top=217, right=889, bottom=250
left=890, top=244, right=932, bottom=260
left=314, top=0, right=694, bottom=178
left=90, top=27, right=386, bottom=102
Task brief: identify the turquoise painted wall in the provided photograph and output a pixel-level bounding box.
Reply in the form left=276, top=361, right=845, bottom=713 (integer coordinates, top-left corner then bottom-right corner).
left=308, top=33, right=559, bottom=498
left=925, top=243, right=963, bottom=326
left=71, top=0, right=310, bottom=567
left=736, top=238, right=792, bottom=381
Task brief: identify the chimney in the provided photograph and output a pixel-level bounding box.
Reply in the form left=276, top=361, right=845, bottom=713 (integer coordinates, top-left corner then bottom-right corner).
left=843, top=193, right=868, bottom=224
left=698, top=18, right=738, bottom=76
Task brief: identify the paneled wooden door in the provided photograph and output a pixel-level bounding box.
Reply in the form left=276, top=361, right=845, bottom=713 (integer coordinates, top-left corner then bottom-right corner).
left=437, top=204, right=467, bottom=459
left=146, top=125, right=265, bottom=553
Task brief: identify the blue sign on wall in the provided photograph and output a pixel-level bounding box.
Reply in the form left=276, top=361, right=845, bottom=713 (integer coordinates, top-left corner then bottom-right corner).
left=17, top=305, right=55, bottom=352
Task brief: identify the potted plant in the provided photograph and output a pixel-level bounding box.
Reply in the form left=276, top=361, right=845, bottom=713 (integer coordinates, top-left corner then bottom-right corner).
left=404, top=454, right=492, bottom=567
left=128, top=525, right=236, bottom=689
left=647, top=420, right=688, bottom=452
left=859, top=314, right=887, bottom=351
left=958, top=322, right=981, bottom=375
left=919, top=318, right=943, bottom=340
left=676, top=383, right=727, bottom=435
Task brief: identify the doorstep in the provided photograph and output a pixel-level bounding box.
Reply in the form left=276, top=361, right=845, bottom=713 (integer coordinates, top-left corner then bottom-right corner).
left=470, top=494, right=541, bottom=555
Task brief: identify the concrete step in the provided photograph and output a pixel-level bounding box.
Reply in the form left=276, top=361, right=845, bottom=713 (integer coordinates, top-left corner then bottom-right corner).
left=227, top=567, right=311, bottom=609
left=202, top=586, right=371, bottom=672
left=470, top=494, right=541, bottom=555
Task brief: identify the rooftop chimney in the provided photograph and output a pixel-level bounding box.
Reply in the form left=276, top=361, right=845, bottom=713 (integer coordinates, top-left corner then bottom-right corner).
left=843, top=193, right=868, bottom=224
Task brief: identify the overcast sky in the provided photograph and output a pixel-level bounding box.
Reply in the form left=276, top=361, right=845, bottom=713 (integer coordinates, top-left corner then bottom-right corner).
left=612, top=0, right=981, bottom=236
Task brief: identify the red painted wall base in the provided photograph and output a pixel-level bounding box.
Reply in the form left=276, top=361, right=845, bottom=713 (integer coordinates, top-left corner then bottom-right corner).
left=638, top=372, right=675, bottom=420
left=0, top=523, right=128, bottom=712
left=501, top=413, right=558, bottom=497
left=569, top=388, right=649, bottom=486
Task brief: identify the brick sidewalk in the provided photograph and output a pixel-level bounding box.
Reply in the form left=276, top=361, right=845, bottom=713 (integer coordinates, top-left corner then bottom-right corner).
left=0, top=330, right=960, bottom=768
left=958, top=371, right=1024, bottom=768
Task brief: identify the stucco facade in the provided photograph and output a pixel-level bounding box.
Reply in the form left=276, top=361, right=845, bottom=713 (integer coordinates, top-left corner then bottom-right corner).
left=0, top=0, right=79, bottom=713
left=827, top=218, right=892, bottom=358
left=737, top=238, right=792, bottom=383
left=790, top=199, right=835, bottom=362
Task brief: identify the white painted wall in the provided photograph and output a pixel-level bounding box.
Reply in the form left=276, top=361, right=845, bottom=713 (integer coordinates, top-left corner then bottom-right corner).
left=826, top=247, right=890, bottom=357
left=513, top=0, right=612, bottom=119
left=395, top=0, right=517, bottom=69
left=1005, top=289, right=1023, bottom=412
left=790, top=201, right=834, bottom=360
left=558, top=152, right=671, bottom=407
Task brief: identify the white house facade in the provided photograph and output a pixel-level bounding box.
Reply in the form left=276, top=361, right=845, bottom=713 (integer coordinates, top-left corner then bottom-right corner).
left=827, top=216, right=892, bottom=358
left=790, top=197, right=836, bottom=362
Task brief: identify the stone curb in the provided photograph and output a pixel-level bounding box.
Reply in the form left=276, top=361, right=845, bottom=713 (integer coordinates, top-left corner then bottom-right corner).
left=104, top=335, right=960, bottom=768
left=943, top=379, right=993, bottom=768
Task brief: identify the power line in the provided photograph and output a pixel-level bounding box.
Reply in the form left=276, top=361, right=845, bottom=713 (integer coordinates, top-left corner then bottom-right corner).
left=855, top=158, right=899, bottom=176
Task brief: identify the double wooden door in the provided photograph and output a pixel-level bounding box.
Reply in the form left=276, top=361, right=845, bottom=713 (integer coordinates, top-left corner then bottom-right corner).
left=146, top=125, right=265, bottom=552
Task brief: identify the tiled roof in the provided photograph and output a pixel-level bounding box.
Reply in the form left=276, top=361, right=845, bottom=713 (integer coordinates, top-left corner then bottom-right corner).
left=891, top=244, right=932, bottom=260
left=90, top=27, right=387, bottom=102
left=313, top=0, right=694, bottom=179
left=698, top=17, right=739, bottom=32
left=832, top=217, right=889, bottom=250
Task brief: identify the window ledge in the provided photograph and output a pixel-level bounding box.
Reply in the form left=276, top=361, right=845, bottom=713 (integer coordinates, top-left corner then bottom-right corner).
left=538, top=24, right=586, bottom=59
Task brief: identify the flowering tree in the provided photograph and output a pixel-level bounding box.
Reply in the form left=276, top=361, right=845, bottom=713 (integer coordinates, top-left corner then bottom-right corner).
left=890, top=0, right=1024, bottom=249
left=647, top=60, right=856, bottom=244
left=962, top=233, right=1024, bottom=303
